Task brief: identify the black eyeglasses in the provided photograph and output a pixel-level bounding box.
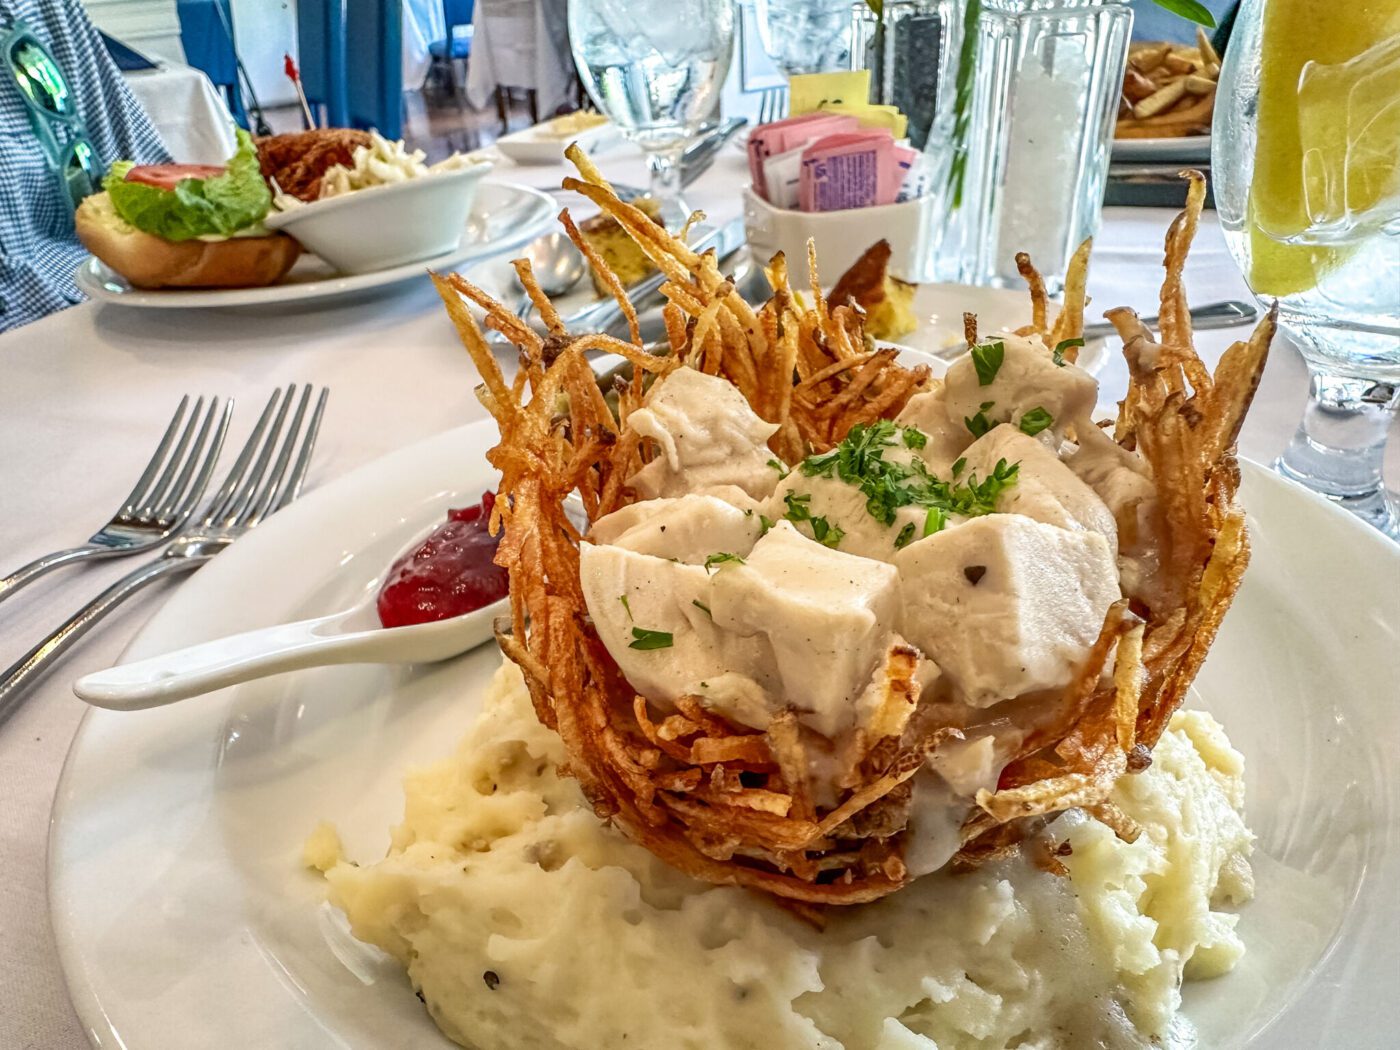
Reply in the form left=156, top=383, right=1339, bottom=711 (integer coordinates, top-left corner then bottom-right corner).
left=2, top=18, right=104, bottom=213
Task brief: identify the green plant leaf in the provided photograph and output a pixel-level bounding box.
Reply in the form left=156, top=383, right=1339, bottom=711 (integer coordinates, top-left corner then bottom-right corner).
left=1149, top=0, right=1216, bottom=27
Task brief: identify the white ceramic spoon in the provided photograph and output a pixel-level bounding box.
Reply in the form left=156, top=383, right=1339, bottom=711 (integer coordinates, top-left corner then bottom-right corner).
left=73, top=592, right=507, bottom=711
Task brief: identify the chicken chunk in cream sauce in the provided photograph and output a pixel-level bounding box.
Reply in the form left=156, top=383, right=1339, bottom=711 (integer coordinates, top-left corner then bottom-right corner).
left=627, top=367, right=783, bottom=501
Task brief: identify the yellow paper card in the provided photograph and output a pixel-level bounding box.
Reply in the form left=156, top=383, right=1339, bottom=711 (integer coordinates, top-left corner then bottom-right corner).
left=817, top=101, right=908, bottom=139
left=789, top=70, right=872, bottom=115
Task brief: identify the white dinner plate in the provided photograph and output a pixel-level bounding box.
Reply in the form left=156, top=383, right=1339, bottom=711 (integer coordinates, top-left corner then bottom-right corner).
left=49, top=417, right=1400, bottom=1048
left=74, top=181, right=557, bottom=309
left=1112, top=134, right=1212, bottom=164
left=469, top=255, right=1112, bottom=375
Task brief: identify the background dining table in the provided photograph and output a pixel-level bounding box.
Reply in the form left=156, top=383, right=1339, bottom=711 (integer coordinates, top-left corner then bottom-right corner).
left=1, top=144, right=1395, bottom=1049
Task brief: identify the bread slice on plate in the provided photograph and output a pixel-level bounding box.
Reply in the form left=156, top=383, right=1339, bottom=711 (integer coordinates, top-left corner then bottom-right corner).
left=76, top=192, right=301, bottom=290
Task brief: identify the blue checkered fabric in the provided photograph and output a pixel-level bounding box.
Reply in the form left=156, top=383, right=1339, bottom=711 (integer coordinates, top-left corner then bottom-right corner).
left=1, top=0, right=170, bottom=333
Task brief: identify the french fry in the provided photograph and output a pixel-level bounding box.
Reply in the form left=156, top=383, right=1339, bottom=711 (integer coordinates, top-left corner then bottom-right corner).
left=1129, top=41, right=1171, bottom=73
left=1196, top=25, right=1221, bottom=69
left=1134, top=78, right=1188, bottom=119
left=1122, top=68, right=1158, bottom=103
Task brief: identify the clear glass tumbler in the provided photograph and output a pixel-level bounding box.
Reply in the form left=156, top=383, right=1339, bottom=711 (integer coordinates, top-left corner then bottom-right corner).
left=1213, top=0, right=1400, bottom=537
left=753, top=0, right=860, bottom=76
left=569, top=0, right=735, bottom=223
left=925, top=0, right=1133, bottom=293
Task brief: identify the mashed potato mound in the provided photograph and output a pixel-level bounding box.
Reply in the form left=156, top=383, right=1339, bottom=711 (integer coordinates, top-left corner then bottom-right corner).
left=315, top=662, right=1253, bottom=1050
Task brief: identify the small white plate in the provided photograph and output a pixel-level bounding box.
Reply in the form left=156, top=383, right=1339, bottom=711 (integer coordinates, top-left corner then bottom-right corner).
left=494, top=118, right=620, bottom=166
left=74, top=181, right=557, bottom=309
left=48, top=409, right=1400, bottom=1049
left=895, top=282, right=1111, bottom=373
left=1113, top=134, right=1212, bottom=163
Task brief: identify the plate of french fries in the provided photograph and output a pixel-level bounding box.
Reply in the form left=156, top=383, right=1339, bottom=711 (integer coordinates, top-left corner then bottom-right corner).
left=1114, top=27, right=1219, bottom=160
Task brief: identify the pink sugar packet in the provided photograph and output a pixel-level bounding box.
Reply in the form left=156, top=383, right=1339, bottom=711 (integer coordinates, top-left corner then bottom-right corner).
left=798, top=131, right=895, bottom=212
left=747, top=114, right=858, bottom=200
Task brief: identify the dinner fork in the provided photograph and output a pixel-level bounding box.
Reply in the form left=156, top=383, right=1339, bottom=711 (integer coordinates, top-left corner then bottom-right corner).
left=0, top=396, right=231, bottom=608
left=0, top=385, right=328, bottom=723
left=758, top=85, right=788, bottom=125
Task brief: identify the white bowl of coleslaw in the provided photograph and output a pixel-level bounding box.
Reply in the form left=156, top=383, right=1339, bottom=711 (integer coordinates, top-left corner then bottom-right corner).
left=265, top=134, right=492, bottom=274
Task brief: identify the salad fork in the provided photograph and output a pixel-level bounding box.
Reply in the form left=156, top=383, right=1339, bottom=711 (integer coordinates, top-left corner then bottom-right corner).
left=0, top=385, right=328, bottom=723
left=757, top=85, right=788, bottom=125
left=0, top=396, right=231, bottom=607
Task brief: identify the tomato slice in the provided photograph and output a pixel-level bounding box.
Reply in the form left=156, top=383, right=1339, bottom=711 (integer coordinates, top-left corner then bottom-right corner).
left=123, top=163, right=226, bottom=190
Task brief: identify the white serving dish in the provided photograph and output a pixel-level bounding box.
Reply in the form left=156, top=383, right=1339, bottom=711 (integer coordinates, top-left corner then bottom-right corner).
left=264, top=162, right=492, bottom=274
left=494, top=118, right=619, bottom=166
left=743, top=186, right=937, bottom=288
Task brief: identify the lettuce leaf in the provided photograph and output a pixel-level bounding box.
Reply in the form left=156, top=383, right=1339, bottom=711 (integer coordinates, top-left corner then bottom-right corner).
left=105, top=130, right=272, bottom=241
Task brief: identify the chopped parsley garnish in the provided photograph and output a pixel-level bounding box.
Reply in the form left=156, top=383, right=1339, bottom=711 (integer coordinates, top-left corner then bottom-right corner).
left=758, top=514, right=775, bottom=536
left=971, top=341, right=1005, bottom=386
left=767, top=458, right=789, bottom=479
left=781, top=490, right=842, bottom=548
left=1052, top=337, right=1084, bottom=366
left=902, top=426, right=928, bottom=450
left=964, top=400, right=996, bottom=438
left=618, top=594, right=633, bottom=620
left=894, top=522, right=916, bottom=549
left=704, top=552, right=745, bottom=571
left=691, top=599, right=712, bottom=617
left=924, top=506, right=947, bottom=536
left=951, top=457, right=967, bottom=477
left=628, top=627, right=673, bottom=650
left=783, top=490, right=812, bottom=519
left=1019, top=406, right=1054, bottom=436
left=809, top=515, right=845, bottom=549
left=963, top=458, right=1019, bottom=514
left=794, top=419, right=1019, bottom=529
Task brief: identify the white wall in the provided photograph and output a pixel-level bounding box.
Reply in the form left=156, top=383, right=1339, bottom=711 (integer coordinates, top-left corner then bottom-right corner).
left=81, top=0, right=299, bottom=108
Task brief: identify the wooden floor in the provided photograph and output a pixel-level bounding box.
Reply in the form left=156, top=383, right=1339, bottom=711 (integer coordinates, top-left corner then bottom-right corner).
left=263, top=83, right=556, bottom=163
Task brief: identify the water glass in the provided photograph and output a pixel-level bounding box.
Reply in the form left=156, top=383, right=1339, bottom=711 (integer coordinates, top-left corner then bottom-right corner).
left=753, top=0, right=860, bottom=76
left=925, top=0, right=1132, bottom=293
left=1214, top=0, right=1400, bottom=536
left=569, top=0, right=735, bottom=221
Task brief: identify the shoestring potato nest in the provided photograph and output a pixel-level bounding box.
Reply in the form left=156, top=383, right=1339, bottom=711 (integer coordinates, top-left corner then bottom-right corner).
left=430, top=151, right=1274, bottom=907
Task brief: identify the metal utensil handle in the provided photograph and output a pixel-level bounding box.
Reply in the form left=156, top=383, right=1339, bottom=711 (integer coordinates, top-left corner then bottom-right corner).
left=1083, top=300, right=1257, bottom=338
left=0, top=544, right=110, bottom=607
left=0, top=555, right=209, bottom=726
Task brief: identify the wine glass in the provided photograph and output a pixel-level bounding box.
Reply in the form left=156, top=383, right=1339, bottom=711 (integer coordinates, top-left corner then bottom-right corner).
left=1213, top=0, right=1400, bottom=537
left=753, top=0, right=856, bottom=77
left=568, top=0, right=735, bottom=224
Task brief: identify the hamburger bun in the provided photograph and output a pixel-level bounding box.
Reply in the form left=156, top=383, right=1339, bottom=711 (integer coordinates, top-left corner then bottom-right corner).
left=76, top=192, right=301, bottom=290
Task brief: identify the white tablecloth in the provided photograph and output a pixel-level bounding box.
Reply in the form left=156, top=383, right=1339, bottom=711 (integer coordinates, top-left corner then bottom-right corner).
left=0, top=147, right=1394, bottom=1048
left=464, top=0, right=572, bottom=116
left=122, top=61, right=239, bottom=165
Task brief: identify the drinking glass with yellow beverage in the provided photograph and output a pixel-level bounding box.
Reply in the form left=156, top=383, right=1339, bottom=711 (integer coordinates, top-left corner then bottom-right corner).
left=1213, top=0, right=1400, bottom=537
